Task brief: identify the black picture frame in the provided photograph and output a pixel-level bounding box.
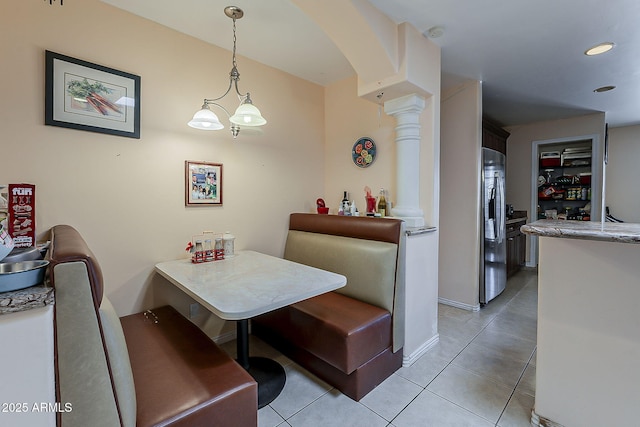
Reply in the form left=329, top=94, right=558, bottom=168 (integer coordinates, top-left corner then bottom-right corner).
left=45, top=50, right=141, bottom=138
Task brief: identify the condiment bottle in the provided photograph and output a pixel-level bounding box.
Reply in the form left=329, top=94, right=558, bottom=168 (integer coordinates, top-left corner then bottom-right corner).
left=214, top=237, right=224, bottom=260
left=341, top=191, right=349, bottom=212
left=194, top=240, right=204, bottom=263
left=223, top=231, right=235, bottom=258
left=203, top=239, right=213, bottom=262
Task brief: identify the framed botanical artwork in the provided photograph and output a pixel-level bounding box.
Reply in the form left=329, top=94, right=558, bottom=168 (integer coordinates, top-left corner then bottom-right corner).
left=45, top=50, right=141, bottom=138
left=185, top=161, right=223, bottom=206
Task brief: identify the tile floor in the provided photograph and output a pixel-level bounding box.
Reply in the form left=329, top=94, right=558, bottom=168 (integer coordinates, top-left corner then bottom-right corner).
left=222, top=269, right=538, bottom=427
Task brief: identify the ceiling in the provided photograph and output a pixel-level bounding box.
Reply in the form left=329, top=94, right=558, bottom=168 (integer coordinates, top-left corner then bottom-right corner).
left=101, top=0, right=640, bottom=128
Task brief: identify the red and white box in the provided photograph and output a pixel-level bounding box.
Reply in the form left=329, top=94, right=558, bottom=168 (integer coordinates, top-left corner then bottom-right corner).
left=579, top=173, right=591, bottom=184
left=540, top=151, right=561, bottom=167
left=8, top=184, right=36, bottom=248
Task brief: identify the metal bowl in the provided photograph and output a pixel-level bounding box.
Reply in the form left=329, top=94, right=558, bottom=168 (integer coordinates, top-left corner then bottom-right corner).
left=2, top=246, right=43, bottom=263
left=0, top=260, right=50, bottom=293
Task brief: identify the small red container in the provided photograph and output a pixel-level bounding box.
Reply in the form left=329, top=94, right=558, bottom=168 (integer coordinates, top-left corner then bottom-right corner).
left=317, top=207, right=329, bottom=214
left=540, top=152, right=561, bottom=167
left=579, top=173, right=591, bottom=184
left=366, top=196, right=376, bottom=213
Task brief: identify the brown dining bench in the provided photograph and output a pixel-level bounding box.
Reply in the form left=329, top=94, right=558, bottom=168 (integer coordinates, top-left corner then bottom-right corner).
left=252, top=213, right=406, bottom=401
left=47, top=225, right=257, bottom=427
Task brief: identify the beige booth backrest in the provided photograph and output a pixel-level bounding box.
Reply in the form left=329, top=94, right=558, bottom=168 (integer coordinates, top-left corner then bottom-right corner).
left=48, top=225, right=136, bottom=427
left=284, top=232, right=397, bottom=313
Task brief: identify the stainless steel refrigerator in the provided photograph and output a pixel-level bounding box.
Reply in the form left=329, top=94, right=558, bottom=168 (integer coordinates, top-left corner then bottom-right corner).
left=480, top=147, right=507, bottom=304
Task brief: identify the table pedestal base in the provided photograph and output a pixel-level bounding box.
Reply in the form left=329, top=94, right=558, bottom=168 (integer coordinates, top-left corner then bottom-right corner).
left=236, top=319, right=286, bottom=408
left=247, top=356, right=286, bottom=408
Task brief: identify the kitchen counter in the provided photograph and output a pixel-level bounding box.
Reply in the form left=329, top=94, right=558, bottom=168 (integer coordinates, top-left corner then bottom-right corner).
left=506, top=210, right=528, bottom=225
left=0, top=284, right=54, bottom=315
left=506, top=216, right=527, bottom=225
left=522, top=219, right=640, bottom=243
left=406, top=225, right=437, bottom=236
left=523, top=219, right=640, bottom=426
left=506, top=214, right=528, bottom=277
left=0, top=285, right=55, bottom=426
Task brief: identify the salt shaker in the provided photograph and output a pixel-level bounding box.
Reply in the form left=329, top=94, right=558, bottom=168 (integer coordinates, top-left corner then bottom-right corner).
left=194, top=240, right=204, bottom=263
left=203, top=239, right=213, bottom=262
left=223, top=231, right=235, bottom=258
left=214, top=237, right=224, bottom=260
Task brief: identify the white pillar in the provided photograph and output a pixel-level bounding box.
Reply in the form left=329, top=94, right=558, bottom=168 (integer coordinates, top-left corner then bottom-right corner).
left=384, top=94, right=425, bottom=227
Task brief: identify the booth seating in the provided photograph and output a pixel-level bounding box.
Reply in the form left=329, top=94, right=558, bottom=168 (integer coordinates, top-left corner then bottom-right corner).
left=47, top=225, right=257, bottom=427
left=252, top=213, right=406, bottom=401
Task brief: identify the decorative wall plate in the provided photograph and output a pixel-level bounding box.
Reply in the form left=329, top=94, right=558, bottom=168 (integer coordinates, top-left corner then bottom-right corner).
left=352, top=137, right=376, bottom=168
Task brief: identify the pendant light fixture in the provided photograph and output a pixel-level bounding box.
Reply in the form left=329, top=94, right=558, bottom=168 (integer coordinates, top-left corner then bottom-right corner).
left=188, top=6, right=266, bottom=138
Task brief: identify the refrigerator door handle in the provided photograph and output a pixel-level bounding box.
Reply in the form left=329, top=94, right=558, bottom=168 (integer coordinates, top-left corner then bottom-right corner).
left=488, top=187, right=496, bottom=220
left=496, top=172, right=505, bottom=243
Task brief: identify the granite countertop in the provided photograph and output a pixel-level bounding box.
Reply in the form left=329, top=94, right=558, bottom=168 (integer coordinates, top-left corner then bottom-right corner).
left=0, top=285, right=54, bottom=315
left=521, top=220, right=640, bottom=244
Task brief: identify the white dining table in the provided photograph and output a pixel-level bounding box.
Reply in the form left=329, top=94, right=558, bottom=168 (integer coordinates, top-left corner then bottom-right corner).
left=155, top=250, right=346, bottom=408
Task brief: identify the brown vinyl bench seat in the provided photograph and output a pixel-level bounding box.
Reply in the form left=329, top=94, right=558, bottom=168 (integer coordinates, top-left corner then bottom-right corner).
left=48, top=225, right=257, bottom=427
left=120, top=306, right=256, bottom=426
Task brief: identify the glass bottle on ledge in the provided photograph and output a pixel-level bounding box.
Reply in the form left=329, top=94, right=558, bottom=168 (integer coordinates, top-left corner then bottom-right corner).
left=377, top=188, right=387, bottom=216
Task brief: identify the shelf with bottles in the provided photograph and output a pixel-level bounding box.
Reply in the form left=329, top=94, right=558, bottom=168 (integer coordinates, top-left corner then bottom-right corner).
left=538, top=202, right=591, bottom=221
left=538, top=167, right=590, bottom=185
left=538, top=188, right=590, bottom=202
left=537, top=166, right=591, bottom=202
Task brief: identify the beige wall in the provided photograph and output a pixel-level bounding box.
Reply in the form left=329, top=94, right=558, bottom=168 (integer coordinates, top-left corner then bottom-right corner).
left=606, top=125, right=640, bottom=223
left=1, top=1, right=326, bottom=330
left=323, top=76, right=397, bottom=211
left=438, top=80, right=482, bottom=309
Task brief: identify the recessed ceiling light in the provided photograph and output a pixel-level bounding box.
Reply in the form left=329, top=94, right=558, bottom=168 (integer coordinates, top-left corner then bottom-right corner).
left=426, top=26, right=445, bottom=38
left=585, top=42, right=615, bottom=56
left=594, top=85, right=616, bottom=93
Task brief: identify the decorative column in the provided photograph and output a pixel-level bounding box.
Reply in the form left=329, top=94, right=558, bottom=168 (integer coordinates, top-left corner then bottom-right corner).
left=384, top=94, right=425, bottom=227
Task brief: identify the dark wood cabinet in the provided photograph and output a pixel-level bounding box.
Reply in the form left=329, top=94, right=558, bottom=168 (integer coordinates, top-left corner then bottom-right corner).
left=482, top=119, right=510, bottom=155
left=506, top=218, right=526, bottom=277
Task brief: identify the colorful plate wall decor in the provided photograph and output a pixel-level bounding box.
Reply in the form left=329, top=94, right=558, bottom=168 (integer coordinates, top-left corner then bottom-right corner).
left=352, top=137, right=376, bottom=168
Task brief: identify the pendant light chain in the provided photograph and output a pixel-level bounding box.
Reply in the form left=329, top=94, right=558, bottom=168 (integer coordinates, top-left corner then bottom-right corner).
left=232, top=17, right=238, bottom=70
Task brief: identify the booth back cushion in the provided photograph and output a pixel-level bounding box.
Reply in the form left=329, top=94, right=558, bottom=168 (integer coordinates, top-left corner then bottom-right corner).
left=284, top=231, right=397, bottom=314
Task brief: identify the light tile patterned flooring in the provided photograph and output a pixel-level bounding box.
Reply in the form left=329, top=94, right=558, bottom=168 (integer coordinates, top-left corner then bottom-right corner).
left=222, top=269, right=538, bottom=427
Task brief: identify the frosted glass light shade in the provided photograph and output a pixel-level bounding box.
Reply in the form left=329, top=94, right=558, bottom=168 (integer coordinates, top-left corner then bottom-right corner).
left=229, top=102, right=267, bottom=127
left=188, top=107, right=224, bottom=130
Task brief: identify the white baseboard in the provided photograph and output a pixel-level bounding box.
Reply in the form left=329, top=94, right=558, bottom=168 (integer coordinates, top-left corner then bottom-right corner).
left=438, top=297, right=480, bottom=312
left=530, top=409, right=564, bottom=427
left=212, top=330, right=236, bottom=345
left=402, top=334, right=439, bottom=367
